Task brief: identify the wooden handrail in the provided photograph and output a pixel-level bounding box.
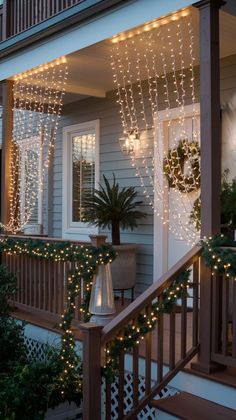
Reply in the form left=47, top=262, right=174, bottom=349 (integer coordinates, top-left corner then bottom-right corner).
left=0, top=233, right=90, bottom=245
left=81, top=245, right=202, bottom=419
left=102, top=244, right=202, bottom=345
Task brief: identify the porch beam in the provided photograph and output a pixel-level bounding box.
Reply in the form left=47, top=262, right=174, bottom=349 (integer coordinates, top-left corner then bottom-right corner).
left=1, top=80, right=13, bottom=226
left=192, top=0, right=225, bottom=374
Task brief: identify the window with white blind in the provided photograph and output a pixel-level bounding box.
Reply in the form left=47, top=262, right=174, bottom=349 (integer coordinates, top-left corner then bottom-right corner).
left=62, top=120, right=99, bottom=240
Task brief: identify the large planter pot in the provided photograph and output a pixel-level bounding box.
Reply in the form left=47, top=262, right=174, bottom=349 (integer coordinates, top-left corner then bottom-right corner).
left=111, top=244, right=137, bottom=300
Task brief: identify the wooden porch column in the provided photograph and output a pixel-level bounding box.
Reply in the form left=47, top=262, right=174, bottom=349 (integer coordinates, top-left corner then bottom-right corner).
left=1, top=80, right=14, bottom=226
left=79, top=323, right=103, bottom=420
left=192, top=0, right=224, bottom=373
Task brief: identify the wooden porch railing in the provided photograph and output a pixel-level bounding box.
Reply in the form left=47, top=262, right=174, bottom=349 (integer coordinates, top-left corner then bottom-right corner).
left=1, top=0, right=84, bottom=39
left=2, top=235, right=91, bottom=323
left=80, top=245, right=202, bottom=420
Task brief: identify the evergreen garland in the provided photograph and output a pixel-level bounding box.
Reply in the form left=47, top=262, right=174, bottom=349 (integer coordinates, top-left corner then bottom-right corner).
left=0, top=236, right=116, bottom=397
left=202, top=234, right=236, bottom=278
left=103, top=269, right=193, bottom=381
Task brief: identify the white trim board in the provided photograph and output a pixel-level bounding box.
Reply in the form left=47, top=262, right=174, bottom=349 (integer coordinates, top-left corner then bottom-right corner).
left=62, top=119, right=100, bottom=241
left=0, top=0, right=192, bottom=80
left=153, top=103, right=200, bottom=282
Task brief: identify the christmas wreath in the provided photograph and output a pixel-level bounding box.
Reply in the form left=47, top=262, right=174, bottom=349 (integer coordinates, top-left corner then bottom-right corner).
left=163, top=138, right=200, bottom=193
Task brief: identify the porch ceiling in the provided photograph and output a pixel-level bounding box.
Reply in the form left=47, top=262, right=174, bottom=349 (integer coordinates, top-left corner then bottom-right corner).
left=62, top=7, right=236, bottom=104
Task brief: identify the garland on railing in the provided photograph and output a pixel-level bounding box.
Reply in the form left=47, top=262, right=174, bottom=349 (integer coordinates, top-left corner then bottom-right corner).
left=0, top=236, right=116, bottom=398
left=103, top=269, right=193, bottom=382
left=202, top=234, right=236, bottom=278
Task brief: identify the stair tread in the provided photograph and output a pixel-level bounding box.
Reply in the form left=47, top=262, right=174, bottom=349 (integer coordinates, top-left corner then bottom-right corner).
left=151, top=392, right=236, bottom=420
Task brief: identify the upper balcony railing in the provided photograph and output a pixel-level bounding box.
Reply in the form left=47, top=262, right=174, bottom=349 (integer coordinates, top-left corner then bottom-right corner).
left=0, top=0, right=85, bottom=41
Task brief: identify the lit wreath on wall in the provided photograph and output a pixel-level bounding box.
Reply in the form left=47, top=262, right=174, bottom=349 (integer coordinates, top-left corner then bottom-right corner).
left=163, top=139, right=201, bottom=193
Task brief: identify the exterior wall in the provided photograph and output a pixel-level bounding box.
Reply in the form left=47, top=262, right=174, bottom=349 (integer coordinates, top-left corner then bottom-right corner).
left=221, top=55, right=236, bottom=179
left=52, top=91, right=154, bottom=295
left=45, top=53, right=236, bottom=294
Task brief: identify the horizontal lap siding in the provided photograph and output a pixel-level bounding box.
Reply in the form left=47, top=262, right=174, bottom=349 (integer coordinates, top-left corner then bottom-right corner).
left=220, top=55, right=236, bottom=179
left=52, top=89, right=154, bottom=293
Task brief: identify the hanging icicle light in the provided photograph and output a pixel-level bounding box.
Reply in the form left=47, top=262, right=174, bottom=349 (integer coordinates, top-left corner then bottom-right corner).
left=110, top=10, right=200, bottom=245
left=1, top=56, right=68, bottom=233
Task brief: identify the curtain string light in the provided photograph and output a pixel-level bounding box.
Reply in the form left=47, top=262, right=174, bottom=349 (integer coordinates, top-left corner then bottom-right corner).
left=111, top=12, right=200, bottom=245
left=1, top=57, right=68, bottom=233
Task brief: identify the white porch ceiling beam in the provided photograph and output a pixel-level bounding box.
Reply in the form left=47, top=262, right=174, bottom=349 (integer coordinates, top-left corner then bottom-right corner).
left=0, top=0, right=192, bottom=80
left=65, top=84, right=106, bottom=98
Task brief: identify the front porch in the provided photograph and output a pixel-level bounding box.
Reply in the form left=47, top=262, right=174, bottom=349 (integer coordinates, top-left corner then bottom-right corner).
left=1, top=0, right=236, bottom=418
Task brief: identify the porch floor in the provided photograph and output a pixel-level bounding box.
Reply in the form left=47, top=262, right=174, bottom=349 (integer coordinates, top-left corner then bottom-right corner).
left=12, top=298, right=236, bottom=389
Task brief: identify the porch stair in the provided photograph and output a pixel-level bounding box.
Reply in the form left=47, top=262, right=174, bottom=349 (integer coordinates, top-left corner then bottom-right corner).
left=151, top=392, right=236, bottom=420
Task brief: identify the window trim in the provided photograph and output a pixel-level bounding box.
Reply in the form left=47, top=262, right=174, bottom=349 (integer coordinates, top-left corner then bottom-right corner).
left=62, top=120, right=100, bottom=240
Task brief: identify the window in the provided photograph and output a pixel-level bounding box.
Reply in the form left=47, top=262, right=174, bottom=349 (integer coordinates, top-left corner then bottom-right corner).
left=62, top=120, right=99, bottom=240
left=19, top=136, right=43, bottom=231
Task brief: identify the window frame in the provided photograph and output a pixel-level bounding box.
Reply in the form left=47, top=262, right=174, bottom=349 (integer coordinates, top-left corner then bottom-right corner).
left=62, top=120, right=100, bottom=240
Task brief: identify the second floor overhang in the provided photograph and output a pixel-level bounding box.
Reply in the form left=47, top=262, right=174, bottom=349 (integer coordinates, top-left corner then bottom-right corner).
left=0, top=0, right=194, bottom=80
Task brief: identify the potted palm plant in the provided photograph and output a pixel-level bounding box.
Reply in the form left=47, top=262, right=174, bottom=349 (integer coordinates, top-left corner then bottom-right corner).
left=83, top=174, right=146, bottom=300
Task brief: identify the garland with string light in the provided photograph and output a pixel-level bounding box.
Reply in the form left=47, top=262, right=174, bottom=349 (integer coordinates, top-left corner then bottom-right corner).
left=0, top=236, right=116, bottom=397
left=202, top=234, right=236, bottom=278
left=163, top=139, right=200, bottom=193
left=103, top=269, right=193, bottom=381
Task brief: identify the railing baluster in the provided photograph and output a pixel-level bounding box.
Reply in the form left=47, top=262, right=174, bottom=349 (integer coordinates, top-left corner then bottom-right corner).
left=48, top=260, right=53, bottom=313
left=169, top=312, right=175, bottom=369
left=145, top=308, right=152, bottom=395
left=232, top=279, right=236, bottom=358
left=53, top=260, right=57, bottom=314
left=222, top=274, right=229, bottom=355
left=157, top=295, right=164, bottom=383
left=192, top=260, right=199, bottom=347
left=33, top=257, right=37, bottom=308
left=181, top=290, right=187, bottom=359
left=2, top=0, right=86, bottom=37
left=212, top=273, right=221, bottom=353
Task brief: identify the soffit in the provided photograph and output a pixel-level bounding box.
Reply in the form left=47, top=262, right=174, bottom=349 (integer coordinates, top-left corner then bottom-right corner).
left=62, top=8, right=236, bottom=103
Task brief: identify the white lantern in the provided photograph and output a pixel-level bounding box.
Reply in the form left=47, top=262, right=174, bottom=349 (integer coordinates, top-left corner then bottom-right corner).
left=89, top=263, right=115, bottom=326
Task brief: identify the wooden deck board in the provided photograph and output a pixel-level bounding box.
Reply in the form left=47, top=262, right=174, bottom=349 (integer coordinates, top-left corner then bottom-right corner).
left=152, top=392, right=236, bottom=419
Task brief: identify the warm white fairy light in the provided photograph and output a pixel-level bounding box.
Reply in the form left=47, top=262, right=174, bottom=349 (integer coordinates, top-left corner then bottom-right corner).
left=1, top=56, right=68, bottom=233
left=111, top=12, right=200, bottom=245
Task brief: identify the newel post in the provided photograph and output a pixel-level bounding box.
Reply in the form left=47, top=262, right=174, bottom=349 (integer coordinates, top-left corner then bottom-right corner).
left=193, top=0, right=225, bottom=373
left=79, top=323, right=103, bottom=420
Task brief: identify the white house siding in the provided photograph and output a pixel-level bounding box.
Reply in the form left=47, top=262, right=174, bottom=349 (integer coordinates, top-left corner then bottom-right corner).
left=48, top=53, right=236, bottom=295
left=221, top=55, right=236, bottom=179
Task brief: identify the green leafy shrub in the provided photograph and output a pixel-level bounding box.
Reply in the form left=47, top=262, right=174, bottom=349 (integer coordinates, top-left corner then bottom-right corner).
left=190, top=170, right=236, bottom=236
left=0, top=264, right=18, bottom=315
left=0, top=317, right=26, bottom=373
left=0, top=263, right=83, bottom=419
left=0, top=360, right=57, bottom=420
